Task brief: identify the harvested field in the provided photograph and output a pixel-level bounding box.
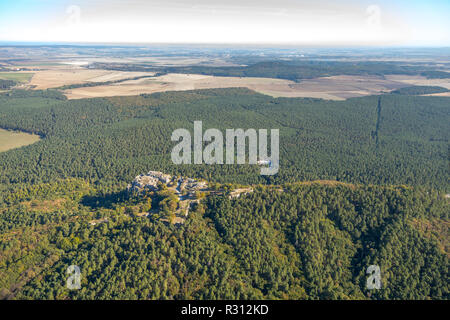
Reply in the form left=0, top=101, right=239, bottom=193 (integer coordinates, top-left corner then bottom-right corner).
left=63, top=73, right=293, bottom=99
left=28, top=67, right=108, bottom=89
left=64, top=73, right=418, bottom=100
left=267, top=75, right=410, bottom=100
left=421, top=92, right=450, bottom=97
left=86, top=71, right=155, bottom=82
left=21, top=65, right=449, bottom=100
left=88, top=56, right=238, bottom=67
left=126, top=56, right=236, bottom=67
left=385, top=75, right=450, bottom=90
left=28, top=66, right=155, bottom=89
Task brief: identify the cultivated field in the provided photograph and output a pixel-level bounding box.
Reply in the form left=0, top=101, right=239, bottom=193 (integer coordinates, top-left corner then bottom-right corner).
left=28, top=66, right=155, bottom=89
left=121, top=56, right=238, bottom=67
left=257, top=75, right=410, bottom=99
left=422, top=92, right=450, bottom=97
left=0, top=128, right=41, bottom=152
left=385, top=75, right=450, bottom=90
left=63, top=73, right=294, bottom=99
left=63, top=73, right=419, bottom=100
left=13, top=65, right=450, bottom=100
left=0, top=72, right=34, bottom=83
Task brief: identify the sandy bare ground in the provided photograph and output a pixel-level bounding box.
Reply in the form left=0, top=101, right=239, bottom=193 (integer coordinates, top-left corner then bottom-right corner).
left=28, top=66, right=155, bottom=89
left=64, top=73, right=421, bottom=100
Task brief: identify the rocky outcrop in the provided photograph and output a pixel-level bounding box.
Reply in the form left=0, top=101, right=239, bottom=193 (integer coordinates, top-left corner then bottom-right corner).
left=128, top=171, right=173, bottom=193
left=127, top=171, right=207, bottom=194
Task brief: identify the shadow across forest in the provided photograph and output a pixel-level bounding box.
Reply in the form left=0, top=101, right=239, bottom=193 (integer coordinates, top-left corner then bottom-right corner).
left=81, top=190, right=129, bottom=209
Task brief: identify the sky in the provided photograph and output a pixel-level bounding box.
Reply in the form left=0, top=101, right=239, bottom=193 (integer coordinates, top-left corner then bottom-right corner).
left=0, top=0, right=449, bottom=46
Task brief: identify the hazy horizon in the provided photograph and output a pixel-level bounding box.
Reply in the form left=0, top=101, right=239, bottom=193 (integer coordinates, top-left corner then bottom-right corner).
left=1, top=0, right=449, bottom=46
left=1, top=41, right=450, bottom=49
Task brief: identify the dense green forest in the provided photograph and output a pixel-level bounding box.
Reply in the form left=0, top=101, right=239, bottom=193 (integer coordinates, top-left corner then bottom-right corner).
left=0, top=179, right=448, bottom=299
left=164, top=61, right=450, bottom=81
left=391, top=86, right=449, bottom=95
left=0, top=88, right=448, bottom=300
left=0, top=88, right=448, bottom=188
left=92, top=60, right=450, bottom=81
left=0, top=79, right=16, bottom=89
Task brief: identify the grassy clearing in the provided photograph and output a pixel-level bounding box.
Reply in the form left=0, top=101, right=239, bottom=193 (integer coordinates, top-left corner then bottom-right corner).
left=0, top=72, right=34, bottom=83
left=0, top=128, right=41, bottom=152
